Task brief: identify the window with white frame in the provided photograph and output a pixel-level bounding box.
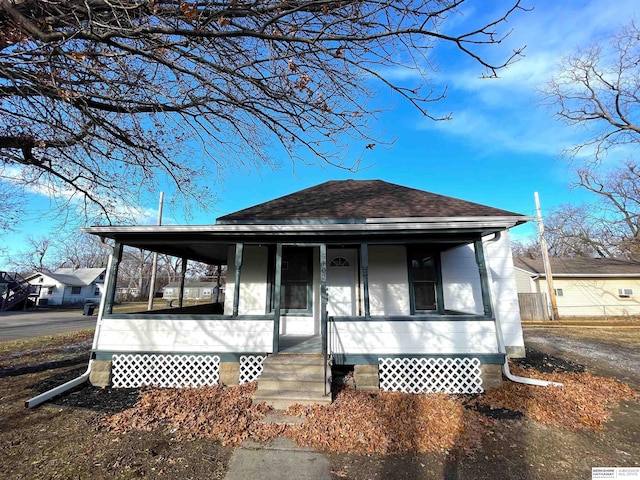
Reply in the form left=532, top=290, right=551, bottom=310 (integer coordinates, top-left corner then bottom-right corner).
left=554, top=288, right=564, bottom=297
left=71, top=286, right=81, bottom=295
left=618, top=288, right=633, bottom=298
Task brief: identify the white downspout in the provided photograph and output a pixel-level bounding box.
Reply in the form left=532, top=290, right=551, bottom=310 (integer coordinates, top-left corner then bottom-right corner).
left=26, top=239, right=115, bottom=408
left=483, top=232, right=563, bottom=388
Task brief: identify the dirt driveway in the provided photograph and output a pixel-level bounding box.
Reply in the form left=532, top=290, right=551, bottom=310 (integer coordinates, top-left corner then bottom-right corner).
left=523, top=325, right=640, bottom=390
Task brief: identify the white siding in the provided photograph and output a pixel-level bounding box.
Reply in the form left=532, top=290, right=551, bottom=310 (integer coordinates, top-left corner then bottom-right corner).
left=330, top=320, right=498, bottom=354
left=483, top=231, right=525, bottom=351
left=368, top=245, right=410, bottom=315
left=46, top=282, right=66, bottom=305
left=440, top=245, right=483, bottom=314
left=30, top=274, right=66, bottom=305
left=97, top=318, right=273, bottom=353
left=224, top=245, right=269, bottom=315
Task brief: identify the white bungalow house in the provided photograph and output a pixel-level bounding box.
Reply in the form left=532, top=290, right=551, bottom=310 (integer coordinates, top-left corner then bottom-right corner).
left=28, top=268, right=106, bottom=306
left=83, top=180, right=529, bottom=407
left=514, top=257, right=640, bottom=318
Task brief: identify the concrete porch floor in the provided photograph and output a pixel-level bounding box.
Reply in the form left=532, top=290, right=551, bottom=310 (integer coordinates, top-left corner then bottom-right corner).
left=278, top=335, right=322, bottom=354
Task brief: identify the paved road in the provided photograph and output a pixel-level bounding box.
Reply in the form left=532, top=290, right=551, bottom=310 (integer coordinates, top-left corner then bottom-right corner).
left=0, top=309, right=97, bottom=342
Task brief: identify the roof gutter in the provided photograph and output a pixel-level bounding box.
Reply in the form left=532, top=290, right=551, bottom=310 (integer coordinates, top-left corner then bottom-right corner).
left=483, top=233, right=563, bottom=388
left=82, top=216, right=525, bottom=236
left=533, top=273, right=640, bottom=278
left=26, top=240, right=114, bottom=408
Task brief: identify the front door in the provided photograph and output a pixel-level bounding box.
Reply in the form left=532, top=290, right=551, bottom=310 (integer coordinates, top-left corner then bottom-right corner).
left=327, top=249, right=358, bottom=317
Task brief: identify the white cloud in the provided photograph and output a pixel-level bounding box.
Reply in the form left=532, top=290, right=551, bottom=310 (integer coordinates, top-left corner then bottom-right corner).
left=440, top=0, right=640, bottom=93
left=413, top=0, right=640, bottom=158
left=417, top=103, right=582, bottom=158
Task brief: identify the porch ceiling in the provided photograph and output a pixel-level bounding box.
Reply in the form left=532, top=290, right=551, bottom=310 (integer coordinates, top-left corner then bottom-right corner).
left=82, top=223, right=511, bottom=265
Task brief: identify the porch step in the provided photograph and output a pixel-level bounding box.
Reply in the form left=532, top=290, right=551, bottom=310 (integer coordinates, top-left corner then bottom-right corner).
left=253, top=354, right=331, bottom=410
left=257, top=373, right=326, bottom=393
left=252, top=389, right=332, bottom=410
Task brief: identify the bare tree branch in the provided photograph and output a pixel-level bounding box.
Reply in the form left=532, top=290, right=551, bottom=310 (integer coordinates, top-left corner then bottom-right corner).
left=542, top=21, right=640, bottom=162
left=1, top=0, right=525, bottom=225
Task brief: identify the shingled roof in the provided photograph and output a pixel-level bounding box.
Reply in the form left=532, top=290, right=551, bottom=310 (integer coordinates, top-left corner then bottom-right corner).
left=514, top=257, right=640, bottom=276
left=218, top=180, right=524, bottom=223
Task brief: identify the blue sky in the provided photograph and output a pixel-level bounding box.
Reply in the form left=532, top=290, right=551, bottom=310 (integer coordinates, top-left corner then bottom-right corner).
left=2, top=0, right=639, bottom=264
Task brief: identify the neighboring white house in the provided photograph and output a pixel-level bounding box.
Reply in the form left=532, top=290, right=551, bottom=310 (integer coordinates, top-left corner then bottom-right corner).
left=28, top=268, right=106, bottom=306
left=514, top=257, right=640, bottom=318
left=83, top=180, right=529, bottom=404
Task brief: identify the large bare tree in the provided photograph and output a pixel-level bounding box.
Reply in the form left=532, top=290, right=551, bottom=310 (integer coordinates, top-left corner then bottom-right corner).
left=538, top=20, right=640, bottom=260
left=516, top=162, right=640, bottom=260
left=0, top=0, right=525, bottom=224
left=543, top=20, right=640, bottom=162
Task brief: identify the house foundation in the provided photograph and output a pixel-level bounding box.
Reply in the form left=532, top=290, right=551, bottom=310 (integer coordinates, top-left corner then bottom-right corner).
left=220, top=361, right=240, bottom=386
left=479, top=363, right=503, bottom=389
left=506, top=346, right=525, bottom=358
left=353, top=364, right=380, bottom=391
left=89, top=360, right=112, bottom=387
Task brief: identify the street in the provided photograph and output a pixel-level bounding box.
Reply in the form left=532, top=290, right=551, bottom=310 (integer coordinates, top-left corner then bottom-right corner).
left=0, top=309, right=97, bottom=341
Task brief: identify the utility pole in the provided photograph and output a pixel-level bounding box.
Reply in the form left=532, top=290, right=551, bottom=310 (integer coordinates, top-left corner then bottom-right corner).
left=534, top=192, right=559, bottom=320
left=147, top=192, right=164, bottom=311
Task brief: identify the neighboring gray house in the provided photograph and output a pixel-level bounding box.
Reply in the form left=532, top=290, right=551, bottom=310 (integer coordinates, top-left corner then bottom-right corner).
left=514, top=257, right=640, bottom=318
left=84, top=180, right=529, bottom=406
left=163, top=281, right=225, bottom=303
left=28, top=268, right=106, bottom=306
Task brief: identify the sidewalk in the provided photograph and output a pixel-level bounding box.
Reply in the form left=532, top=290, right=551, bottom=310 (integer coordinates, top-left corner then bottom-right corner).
left=224, top=436, right=331, bottom=480
left=223, top=412, right=331, bottom=480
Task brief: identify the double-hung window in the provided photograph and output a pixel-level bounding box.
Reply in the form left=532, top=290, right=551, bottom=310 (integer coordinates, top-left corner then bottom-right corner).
left=408, top=249, right=438, bottom=312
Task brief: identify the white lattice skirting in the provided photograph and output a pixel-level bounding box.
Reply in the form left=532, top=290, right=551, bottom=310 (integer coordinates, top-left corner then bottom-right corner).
left=378, top=357, right=484, bottom=394
left=239, top=355, right=267, bottom=384
left=111, top=354, right=220, bottom=388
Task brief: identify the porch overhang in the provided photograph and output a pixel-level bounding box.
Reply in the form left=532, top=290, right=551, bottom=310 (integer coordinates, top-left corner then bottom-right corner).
left=82, top=215, right=529, bottom=265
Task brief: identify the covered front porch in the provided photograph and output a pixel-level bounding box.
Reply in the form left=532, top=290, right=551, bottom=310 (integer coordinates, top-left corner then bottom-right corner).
left=94, top=232, right=502, bottom=350
left=87, top=230, right=516, bottom=397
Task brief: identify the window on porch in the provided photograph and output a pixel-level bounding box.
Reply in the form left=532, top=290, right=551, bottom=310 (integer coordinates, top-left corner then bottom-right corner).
left=408, top=249, right=438, bottom=313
